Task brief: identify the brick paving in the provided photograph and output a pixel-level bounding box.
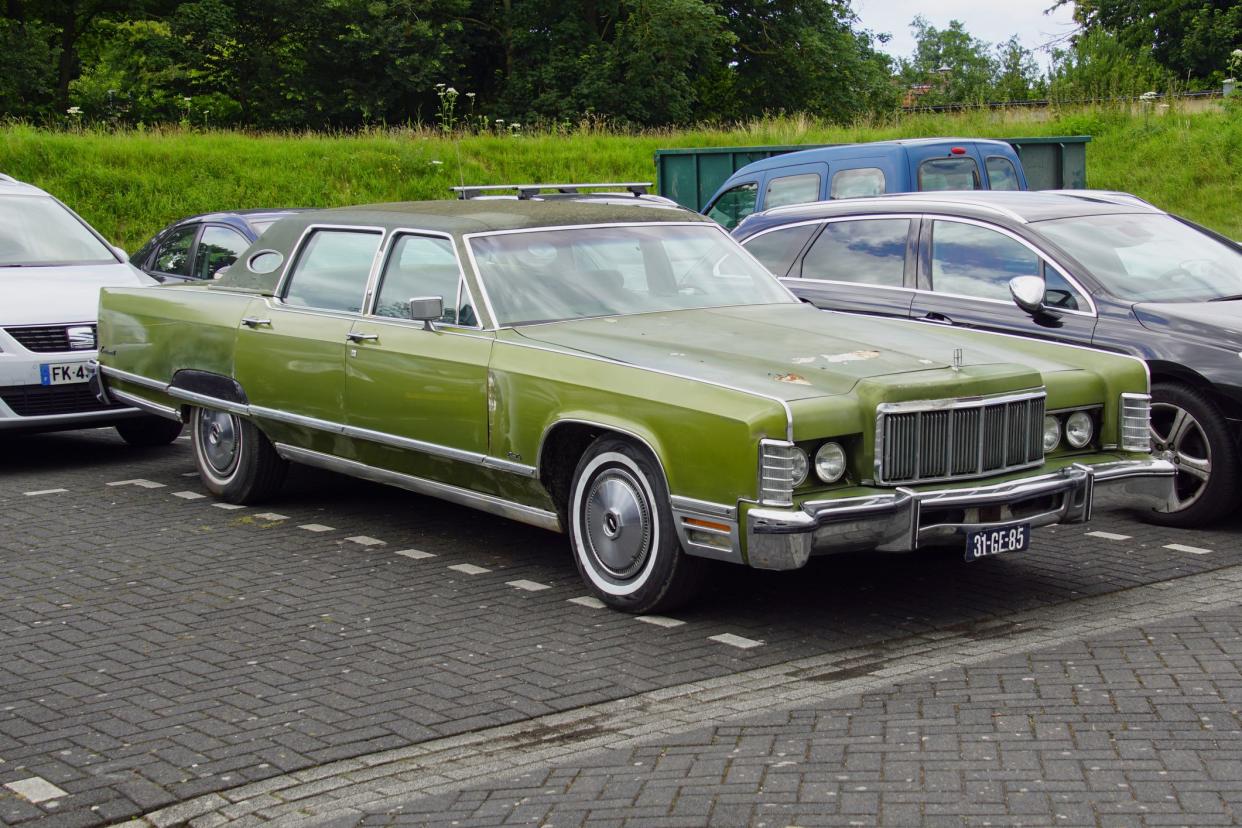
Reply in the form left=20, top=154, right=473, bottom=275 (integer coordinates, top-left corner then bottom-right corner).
left=0, top=427, right=1240, bottom=826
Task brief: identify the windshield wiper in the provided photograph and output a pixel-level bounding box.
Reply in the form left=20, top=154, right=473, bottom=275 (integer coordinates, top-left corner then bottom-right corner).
left=1209, top=293, right=1242, bottom=302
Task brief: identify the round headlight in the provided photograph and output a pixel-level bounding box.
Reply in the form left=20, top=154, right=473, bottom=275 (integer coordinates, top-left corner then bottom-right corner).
left=790, top=447, right=809, bottom=487
left=814, top=442, right=847, bottom=484
left=1065, top=410, right=1094, bottom=448
left=1042, top=415, right=1062, bottom=452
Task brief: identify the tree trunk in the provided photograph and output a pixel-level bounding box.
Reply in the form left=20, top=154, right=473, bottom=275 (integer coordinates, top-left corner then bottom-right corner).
left=55, top=3, right=78, bottom=109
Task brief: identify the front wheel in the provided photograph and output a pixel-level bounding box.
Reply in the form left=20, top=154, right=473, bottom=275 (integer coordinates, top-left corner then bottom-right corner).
left=1145, top=383, right=1239, bottom=526
left=568, top=437, right=705, bottom=613
left=190, top=406, right=287, bottom=504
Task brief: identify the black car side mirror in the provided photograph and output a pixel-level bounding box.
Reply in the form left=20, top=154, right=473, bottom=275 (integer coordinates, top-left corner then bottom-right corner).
left=409, top=296, right=444, bottom=331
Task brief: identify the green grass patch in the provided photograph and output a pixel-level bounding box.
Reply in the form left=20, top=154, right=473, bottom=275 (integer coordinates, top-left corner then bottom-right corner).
left=2, top=104, right=1239, bottom=252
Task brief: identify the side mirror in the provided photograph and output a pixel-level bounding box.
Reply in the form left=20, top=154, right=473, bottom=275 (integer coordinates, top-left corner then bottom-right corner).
left=112, top=245, right=128, bottom=260
left=1008, top=275, right=1047, bottom=316
left=409, top=296, right=444, bottom=331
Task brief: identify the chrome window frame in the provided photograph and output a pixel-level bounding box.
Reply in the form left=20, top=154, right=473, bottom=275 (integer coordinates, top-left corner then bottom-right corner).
left=365, top=228, right=484, bottom=331
left=273, top=223, right=386, bottom=317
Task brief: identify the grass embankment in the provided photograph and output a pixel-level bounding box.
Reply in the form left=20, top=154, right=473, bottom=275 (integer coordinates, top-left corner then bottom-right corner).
left=1, top=105, right=1239, bottom=252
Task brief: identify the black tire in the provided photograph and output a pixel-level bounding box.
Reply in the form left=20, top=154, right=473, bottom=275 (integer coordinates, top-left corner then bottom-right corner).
left=190, top=406, right=287, bottom=504
left=115, top=416, right=183, bottom=447
left=1145, top=382, right=1239, bottom=527
left=567, top=436, right=706, bottom=613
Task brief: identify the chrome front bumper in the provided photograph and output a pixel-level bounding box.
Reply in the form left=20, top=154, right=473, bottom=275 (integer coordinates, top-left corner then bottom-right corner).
left=745, top=458, right=1176, bottom=571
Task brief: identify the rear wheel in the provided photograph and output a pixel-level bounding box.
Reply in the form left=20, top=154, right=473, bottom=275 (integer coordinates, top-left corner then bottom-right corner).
left=1145, top=382, right=1238, bottom=526
left=190, top=406, right=287, bottom=504
left=568, top=436, right=706, bottom=613
left=115, top=416, right=183, bottom=447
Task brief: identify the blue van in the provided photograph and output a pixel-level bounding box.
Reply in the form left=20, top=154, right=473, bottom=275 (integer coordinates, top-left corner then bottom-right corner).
left=702, top=138, right=1028, bottom=229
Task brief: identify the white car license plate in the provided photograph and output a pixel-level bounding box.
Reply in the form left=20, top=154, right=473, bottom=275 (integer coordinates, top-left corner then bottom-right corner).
left=40, top=362, right=91, bottom=386
left=964, top=522, right=1030, bottom=562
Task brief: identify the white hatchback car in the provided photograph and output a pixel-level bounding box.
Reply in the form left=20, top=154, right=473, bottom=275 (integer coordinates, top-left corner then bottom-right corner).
left=0, top=174, right=182, bottom=444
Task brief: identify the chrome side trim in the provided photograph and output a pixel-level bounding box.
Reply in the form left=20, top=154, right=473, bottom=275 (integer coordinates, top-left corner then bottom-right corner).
left=99, top=364, right=166, bottom=390
left=167, top=386, right=250, bottom=416
left=110, top=388, right=180, bottom=421
left=274, top=443, right=561, bottom=533
left=669, top=495, right=737, bottom=520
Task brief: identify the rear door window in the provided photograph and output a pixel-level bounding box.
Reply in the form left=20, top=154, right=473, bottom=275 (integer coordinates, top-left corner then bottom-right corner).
left=800, top=219, right=910, bottom=287
left=742, top=224, right=818, bottom=277
left=764, top=173, right=820, bottom=210
left=152, top=225, right=198, bottom=277
left=929, top=220, right=1040, bottom=300
left=706, top=182, right=758, bottom=230
left=193, top=225, right=249, bottom=280
left=985, top=156, right=1021, bottom=190
left=831, top=168, right=886, bottom=199
left=918, top=157, right=982, bottom=191
left=283, top=229, right=380, bottom=313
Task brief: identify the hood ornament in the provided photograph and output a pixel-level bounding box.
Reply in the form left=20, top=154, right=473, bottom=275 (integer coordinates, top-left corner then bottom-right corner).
left=952, top=348, right=964, bottom=372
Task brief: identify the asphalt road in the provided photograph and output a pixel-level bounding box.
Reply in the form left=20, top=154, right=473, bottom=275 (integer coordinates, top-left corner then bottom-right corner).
left=1, top=428, right=1240, bottom=827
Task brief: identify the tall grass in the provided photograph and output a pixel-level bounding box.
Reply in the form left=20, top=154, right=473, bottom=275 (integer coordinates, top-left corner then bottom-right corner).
left=1, top=103, right=1238, bottom=252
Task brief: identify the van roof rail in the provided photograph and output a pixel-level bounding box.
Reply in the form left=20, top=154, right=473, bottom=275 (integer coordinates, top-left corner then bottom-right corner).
left=452, top=182, right=651, bottom=200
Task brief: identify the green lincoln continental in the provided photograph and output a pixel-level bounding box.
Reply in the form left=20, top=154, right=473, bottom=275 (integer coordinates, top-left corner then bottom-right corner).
left=93, top=194, right=1175, bottom=612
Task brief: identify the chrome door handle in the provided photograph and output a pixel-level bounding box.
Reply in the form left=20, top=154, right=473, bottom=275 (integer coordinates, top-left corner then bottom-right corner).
left=241, top=317, right=271, bottom=328
left=346, top=332, right=379, bottom=343
left=921, top=312, right=953, bottom=325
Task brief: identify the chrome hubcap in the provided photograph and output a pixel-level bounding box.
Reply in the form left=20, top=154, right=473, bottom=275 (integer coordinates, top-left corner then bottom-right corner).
left=197, top=409, right=240, bottom=475
left=583, top=469, right=651, bottom=580
left=1150, top=402, right=1211, bottom=510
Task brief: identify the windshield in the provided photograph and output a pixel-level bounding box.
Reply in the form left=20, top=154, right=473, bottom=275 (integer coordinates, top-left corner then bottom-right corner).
left=0, top=195, right=116, bottom=267
left=1037, top=213, right=1242, bottom=302
left=469, top=223, right=794, bottom=325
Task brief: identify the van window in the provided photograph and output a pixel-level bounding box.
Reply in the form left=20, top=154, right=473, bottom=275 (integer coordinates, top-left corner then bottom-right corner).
left=919, top=157, right=982, bottom=191
left=986, top=156, right=1021, bottom=191
left=801, top=219, right=910, bottom=287
left=831, top=168, right=886, bottom=199
left=742, top=224, right=818, bottom=277
left=706, top=182, right=759, bottom=229
left=764, top=173, right=820, bottom=210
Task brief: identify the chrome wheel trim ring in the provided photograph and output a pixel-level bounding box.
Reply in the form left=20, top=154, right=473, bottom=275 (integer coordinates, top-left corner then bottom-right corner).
left=1150, top=401, right=1211, bottom=511
left=195, top=408, right=242, bottom=481
left=570, top=451, right=663, bottom=597
left=583, top=469, right=652, bottom=580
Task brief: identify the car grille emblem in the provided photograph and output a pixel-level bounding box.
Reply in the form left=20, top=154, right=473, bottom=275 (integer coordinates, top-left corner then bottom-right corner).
left=67, top=325, right=96, bottom=350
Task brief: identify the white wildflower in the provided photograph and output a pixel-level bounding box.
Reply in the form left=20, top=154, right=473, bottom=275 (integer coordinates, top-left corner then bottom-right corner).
left=66, top=106, right=82, bottom=115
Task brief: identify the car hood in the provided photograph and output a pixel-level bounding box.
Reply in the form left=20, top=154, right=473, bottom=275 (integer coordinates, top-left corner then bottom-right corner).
left=1133, top=300, right=1242, bottom=352
left=1, top=263, right=156, bottom=326
left=514, top=304, right=1061, bottom=401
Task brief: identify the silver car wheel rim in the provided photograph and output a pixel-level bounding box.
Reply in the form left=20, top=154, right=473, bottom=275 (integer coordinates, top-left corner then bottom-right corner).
left=1150, top=402, right=1211, bottom=511
left=197, top=409, right=241, bottom=477
left=583, top=468, right=652, bottom=581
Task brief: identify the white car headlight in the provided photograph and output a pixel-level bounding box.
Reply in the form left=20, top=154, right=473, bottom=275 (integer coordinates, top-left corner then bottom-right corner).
left=814, top=442, right=847, bottom=483
left=790, top=447, right=809, bottom=487
left=1042, top=415, right=1062, bottom=452
left=1065, top=410, right=1094, bottom=448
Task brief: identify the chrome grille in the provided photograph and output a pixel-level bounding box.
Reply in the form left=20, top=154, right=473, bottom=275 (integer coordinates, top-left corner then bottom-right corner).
left=877, top=391, right=1046, bottom=485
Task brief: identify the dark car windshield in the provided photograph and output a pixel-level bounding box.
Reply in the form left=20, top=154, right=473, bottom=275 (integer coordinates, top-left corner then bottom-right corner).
left=1037, top=213, right=1242, bottom=303
left=0, top=195, right=116, bottom=267
left=469, top=223, right=794, bottom=326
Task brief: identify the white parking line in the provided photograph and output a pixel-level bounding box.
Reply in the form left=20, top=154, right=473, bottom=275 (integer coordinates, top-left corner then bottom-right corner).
left=568, top=596, right=606, bottom=609
left=23, top=488, right=68, bottom=497
left=299, top=524, right=334, bottom=532
left=254, top=513, right=289, bottom=521
left=1165, top=543, right=1212, bottom=555
left=1087, top=531, right=1131, bottom=541
left=507, top=579, right=551, bottom=592
left=107, top=479, right=166, bottom=488
left=637, top=615, right=685, bottom=628
left=394, top=548, right=435, bottom=560
left=448, top=563, right=490, bottom=575
left=213, top=503, right=245, bottom=510
left=5, top=776, right=67, bottom=803
left=345, top=535, right=386, bottom=546
left=172, top=491, right=206, bottom=500
left=181, top=472, right=198, bottom=477
left=710, top=633, right=764, bottom=649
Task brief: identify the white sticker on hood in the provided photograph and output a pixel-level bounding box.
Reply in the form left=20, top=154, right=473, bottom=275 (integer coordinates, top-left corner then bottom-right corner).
left=822, top=350, right=881, bottom=363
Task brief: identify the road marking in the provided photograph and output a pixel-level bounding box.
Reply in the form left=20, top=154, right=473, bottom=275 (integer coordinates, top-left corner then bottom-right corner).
left=568, top=596, right=605, bottom=609
left=1087, top=531, right=1131, bottom=541
left=254, top=513, right=289, bottom=521
left=107, top=479, right=166, bottom=488
left=172, top=491, right=206, bottom=500
left=212, top=503, right=245, bottom=510
left=299, top=524, right=334, bottom=532
left=394, top=548, right=435, bottom=560
left=5, top=776, right=67, bottom=803
left=507, top=579, right=551, bottom=592
left=710, top=633, right=764, bottom=649
left=23, top=488, right=68, bottom=496
left=448, top=563, right=490, bottom=575
left=345, top=535, right=385, bottom=546
left=1165, top=543, right=1212, bottom=555
left=637, top=615, right=685, bottom=628
left=181, top=472, right=198, bottom=477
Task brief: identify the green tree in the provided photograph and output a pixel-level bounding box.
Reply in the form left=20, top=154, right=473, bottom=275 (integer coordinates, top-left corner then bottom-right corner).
left=993, top=35, right=1041, bottom=102
left=0, top=18, right=60, bottom=118
left=899, top=16, right=996, bottom=105
left=1047, top=27, right=1169, bottom=100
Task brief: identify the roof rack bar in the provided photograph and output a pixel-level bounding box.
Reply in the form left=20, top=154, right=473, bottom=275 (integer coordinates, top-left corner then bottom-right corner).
left=451, top=182, right=652, bottom=200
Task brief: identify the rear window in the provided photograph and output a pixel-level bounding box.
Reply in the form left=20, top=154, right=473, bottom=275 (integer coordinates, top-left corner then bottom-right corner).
left=986, top=156, right=1021, bottom=191
left=801, top=219, right=910, bottom=287
left=764, top=173, right=820, bottom=209
left=831, top=168, right=886, bottom=199
left=743, top=224, right=818, bottom=277
left=919, top=157, right=982, bottom=191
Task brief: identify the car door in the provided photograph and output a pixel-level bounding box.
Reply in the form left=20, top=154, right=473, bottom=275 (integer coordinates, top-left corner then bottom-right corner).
left=908, top=216, right=1097, bottom=345
left=752, top=216, right=917, bottom=319
left=345, top=231, right=493, bottom=487
left=145, top=223, right=201, bottom=282
left=233, top=226, right=382, bottom=449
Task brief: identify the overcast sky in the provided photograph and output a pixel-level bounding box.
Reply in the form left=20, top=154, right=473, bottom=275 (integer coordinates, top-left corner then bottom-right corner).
left=852, top=0, right=1080, bottom=71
